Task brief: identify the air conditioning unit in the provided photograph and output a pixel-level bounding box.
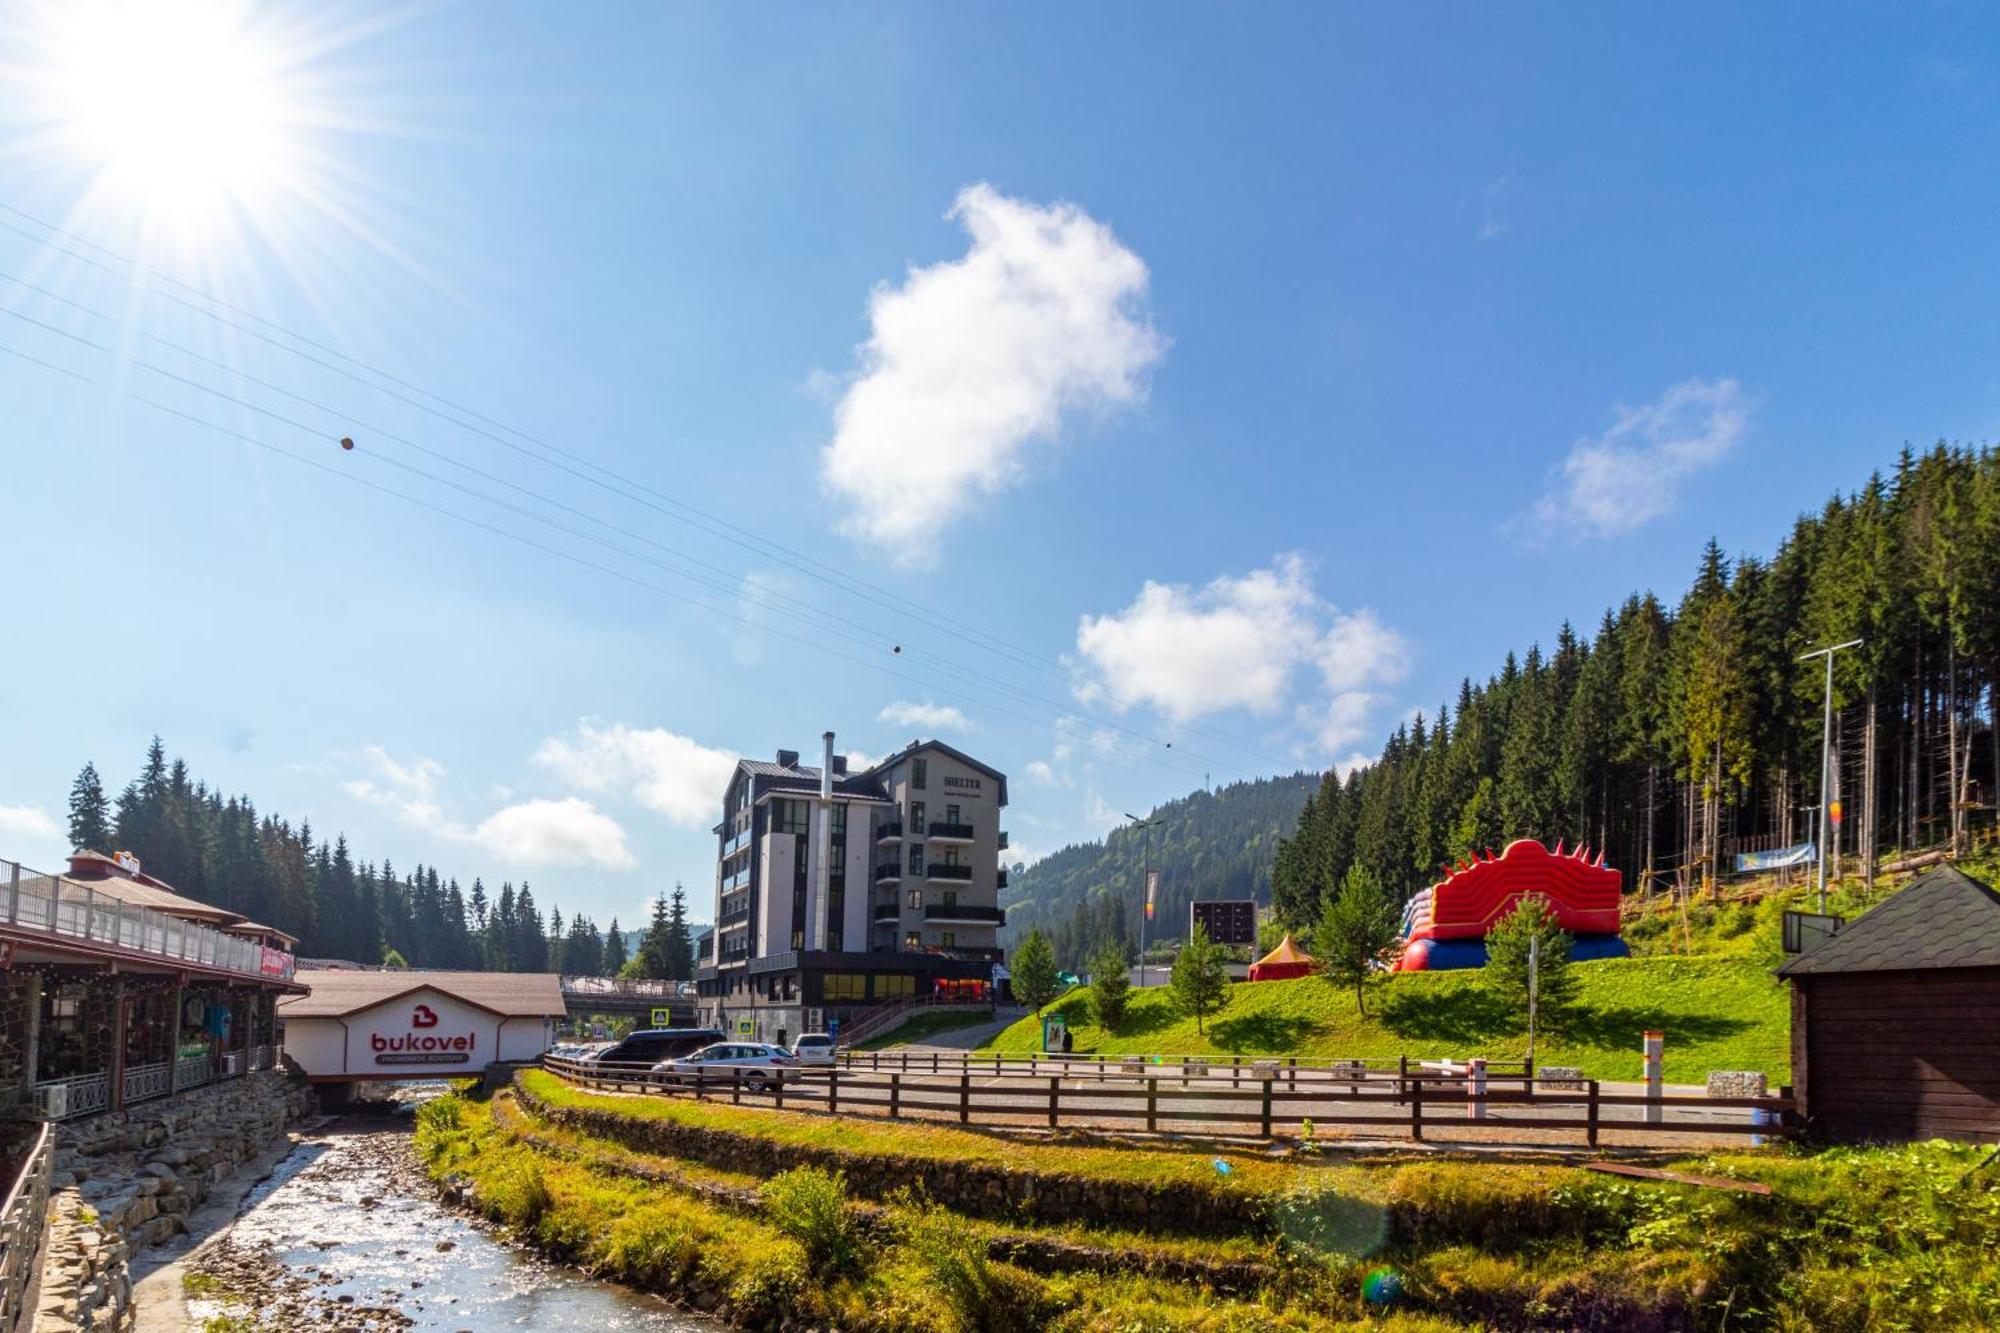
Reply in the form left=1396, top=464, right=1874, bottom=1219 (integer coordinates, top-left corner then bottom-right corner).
left=38, top=1082, right=67, bottom=1118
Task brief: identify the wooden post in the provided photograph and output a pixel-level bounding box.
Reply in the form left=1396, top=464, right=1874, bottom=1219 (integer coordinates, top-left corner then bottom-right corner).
left=1410, top=1075, right=1423, bottom=1141
left=1398, top=1053, right=1409, bottom=1099
left=1587, top=1079, right=1600, bottom=1148
left=1146, top=1076, right=1158, bottom=1133
left=958, top=1071, right=971, bottom=1124
left=888, top=1072, right=901, bottom=1120
left=1047, top=1075, right=1059, bottom=1129
left=774, top=1074, right=785, bottom=1110
left=1231, top=1057, right=1241, bottom=1089
left=1260, top=1078, right=1273, bottom=1138
left=731, top=1071, right=741, bottom=1105
left=828, top=1068, right=840, bottom=1116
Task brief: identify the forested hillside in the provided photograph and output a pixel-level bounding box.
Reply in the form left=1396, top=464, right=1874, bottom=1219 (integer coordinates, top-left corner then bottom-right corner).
left=1001, top=772, right=1318, bottom=969
left=54, top=739, right=668, bottom=976
left=1273, top=443, right=2000, bottom=926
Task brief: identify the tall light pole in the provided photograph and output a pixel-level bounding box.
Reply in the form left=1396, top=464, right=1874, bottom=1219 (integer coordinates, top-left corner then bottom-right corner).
left=1800, top=639, right=1863, bottom=913
left=1125, top=813, right=1170, bottom=988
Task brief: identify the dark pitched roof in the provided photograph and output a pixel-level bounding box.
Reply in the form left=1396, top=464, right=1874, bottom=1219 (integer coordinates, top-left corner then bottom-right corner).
left=862, top=739, right=1009, bottom=807
left=737, top=759, right=890, bottom=800
left=1776, top=866, right=2000, bottom=977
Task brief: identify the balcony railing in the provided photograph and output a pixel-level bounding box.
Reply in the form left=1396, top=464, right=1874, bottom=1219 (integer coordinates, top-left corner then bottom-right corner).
left=874, top=863, right=903, bottom=883
left=997, top=869, right=1009, bottom=889
left=924, top=904, right=1005, bottom=924
left=998, top=830, right=1009, bottom=851
left=720, top=866, right=750, bottom=894
left=31, top=1072, right=109, bottom=1121
left=721, top=827, right=753, bottom=860
left=0, top=1122, right=53, bottom=1333
left=2, top=859, right=295, bottom=982
left=121, top=1060, right=172, bottom=1107
left=873, top=902, right=901, bottom=922
left=875, top=822, right=903, bottom=843
left=925, top=863, right=974, bottom=882
left=927, top=822, right=976, bottom=842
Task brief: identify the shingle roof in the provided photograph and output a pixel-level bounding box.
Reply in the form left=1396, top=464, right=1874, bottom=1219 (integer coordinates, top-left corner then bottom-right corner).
left=1775, top=866, right=2000, bottom=976
left=278, top=969, right=565, bottom=1018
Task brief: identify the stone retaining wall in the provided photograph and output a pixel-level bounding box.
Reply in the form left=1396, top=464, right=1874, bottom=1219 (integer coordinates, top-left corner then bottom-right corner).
left=515, top=1075, right=1265, bottom=1236
left=33, top=1072, right=315, bottom=1332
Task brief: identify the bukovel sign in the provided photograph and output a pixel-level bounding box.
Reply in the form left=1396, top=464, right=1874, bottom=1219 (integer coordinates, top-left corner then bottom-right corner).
left=371, top=1003, right=478, bottom=1066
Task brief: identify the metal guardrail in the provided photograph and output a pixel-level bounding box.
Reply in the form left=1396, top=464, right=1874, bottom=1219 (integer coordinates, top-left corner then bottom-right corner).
left=122, top=1060, right=172, bottom=1107
left=30, top=1073, right=109, bottom=1122
left=540, top=1054, right=1795, bottom=1145
left=0, top=1122, right=53, bottom=1333
left=1, top=859, right=294, bottom=982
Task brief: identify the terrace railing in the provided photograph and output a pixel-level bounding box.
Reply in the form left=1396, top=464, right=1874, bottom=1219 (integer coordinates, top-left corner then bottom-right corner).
left=121, top=1060, right=172, bottom=1108
left=1, top=858, right=294, bottom=983
left=30, top=1072, right=109, bottom=1122
left=173, top=1055, right=213, bottom=1093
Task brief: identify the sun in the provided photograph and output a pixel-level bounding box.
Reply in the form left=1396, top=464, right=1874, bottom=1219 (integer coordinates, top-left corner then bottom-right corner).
left=23, top=0, right=313, bottom=245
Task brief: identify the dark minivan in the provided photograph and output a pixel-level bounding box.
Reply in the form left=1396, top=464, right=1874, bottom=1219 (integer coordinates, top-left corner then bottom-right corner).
left=588, top=1027, right=724, bottom=1067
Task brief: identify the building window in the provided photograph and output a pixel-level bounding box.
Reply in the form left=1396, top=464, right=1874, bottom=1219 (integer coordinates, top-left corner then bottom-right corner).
left=825, top=974, right=865, bottom=1001
left=792, top=929, right=805, bottom=950
left=910, top=800, right=925, bottom=832
left=875, top=974, right=914, bottom=999
left=912, top=758, right=927, bottom=789
left=903, top=932, right=920, bottom=951
left=946, top=804, right=960, bottom=825
left=907, top=889, right=922, bottom=909
left=778, top=800, right=810, bottom=835
left=831, top=803, right=847, bottom=833
left=943, top=891, right=957, bottom=910
left=941, top=931, right=956, bottom=949
left=909, top=846, right=925, bottom=875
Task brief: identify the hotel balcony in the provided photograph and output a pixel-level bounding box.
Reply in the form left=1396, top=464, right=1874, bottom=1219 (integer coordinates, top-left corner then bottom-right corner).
left=924, top=863, right=974, bottom=882
left=873, top=901, right=901, bottom=923
left=996, top=869, right=1009, bottom=889
left=721, top=828, right=754, bottom=860
left=998, top=830, right=1009, bottom=851
left=924, top=904, right=1005, bottom=925
left=874, top=863, right=903, bottom=884
left=927, top=821, right=976, bottom=844
left=875, top=821, right=903, bottom=843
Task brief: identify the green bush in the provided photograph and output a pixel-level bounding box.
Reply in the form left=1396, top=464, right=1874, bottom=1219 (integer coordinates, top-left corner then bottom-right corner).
left=484, top=1153, right=552, bottom=1229
left=901, top=1204, right=1049, bottom=1332
left=414, top=1093, right=464, bottom=1134
left=758, top=1166, right=862, bottom=1275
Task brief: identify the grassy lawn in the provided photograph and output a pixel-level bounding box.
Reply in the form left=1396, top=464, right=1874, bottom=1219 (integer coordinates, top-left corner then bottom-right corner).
left=854, top=1008, right=999, bottom=1050
left=982, top=955, right=1790, bottom=1084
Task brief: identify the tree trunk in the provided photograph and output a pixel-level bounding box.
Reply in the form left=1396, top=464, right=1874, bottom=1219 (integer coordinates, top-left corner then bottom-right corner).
left=1863, top=685, right=1878, bottom=891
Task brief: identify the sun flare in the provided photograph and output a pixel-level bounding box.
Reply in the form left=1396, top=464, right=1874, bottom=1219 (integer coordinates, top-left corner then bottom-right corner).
left=26, top=1, right=309, bottom=241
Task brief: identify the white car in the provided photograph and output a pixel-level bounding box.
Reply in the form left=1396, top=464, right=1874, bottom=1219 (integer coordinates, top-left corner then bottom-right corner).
left=652, top=1042, right=797, bottom=1091
left=790, top=1033, right=838, bottom=1068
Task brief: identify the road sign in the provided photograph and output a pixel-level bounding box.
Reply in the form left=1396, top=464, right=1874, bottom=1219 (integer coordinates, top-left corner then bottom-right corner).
left=1190, top=899, right=1257, bottom=946
left=651, top=1007, right=672, bottom=1027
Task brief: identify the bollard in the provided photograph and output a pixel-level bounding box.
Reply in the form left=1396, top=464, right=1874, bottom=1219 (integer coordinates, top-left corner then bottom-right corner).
left=1467, top=1056, right=1487, bottom=1121
left=1642, top=1030, right=1664, bottom=1124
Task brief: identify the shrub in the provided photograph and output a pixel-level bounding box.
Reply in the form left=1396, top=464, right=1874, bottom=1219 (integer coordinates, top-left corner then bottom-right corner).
left=414, top=1094, right=464, bottom=1135
left=483, top=1153, right=552, bottom=1229
left=901, top=1204, right=1048, bottom=1332
left=759, top=1166, right=862, bottom=1275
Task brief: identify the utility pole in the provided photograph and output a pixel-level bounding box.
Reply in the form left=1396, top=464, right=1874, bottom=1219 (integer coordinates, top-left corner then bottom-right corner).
left=1800, top=639, right=1863, bottom=913
left=1125, top=813, right=1170, bottom=989
left=1527, top=935, right=1539, bottom=1066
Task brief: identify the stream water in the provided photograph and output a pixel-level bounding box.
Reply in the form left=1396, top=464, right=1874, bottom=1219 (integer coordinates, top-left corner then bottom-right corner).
left=183, top=1110, right=719, bottom=1331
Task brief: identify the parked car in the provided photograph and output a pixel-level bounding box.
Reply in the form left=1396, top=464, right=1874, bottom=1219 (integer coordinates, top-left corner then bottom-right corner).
left=653, top=1042, right=796, bottom=1090
left=790, top=1033, right=838, bottom=1067
left=587, top=1027, right=724, bottom=1068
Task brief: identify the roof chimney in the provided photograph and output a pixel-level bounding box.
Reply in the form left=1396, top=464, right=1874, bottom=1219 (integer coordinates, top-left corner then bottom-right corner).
left=831, top=755, right=849, bottom=775
left=776, top=749, right=800, bottom=768
left=821, top=732, right=835, bottom=800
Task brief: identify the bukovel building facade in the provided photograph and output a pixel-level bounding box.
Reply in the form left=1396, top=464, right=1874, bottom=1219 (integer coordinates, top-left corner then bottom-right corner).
left=694, top=734, right=1007, bottom=1044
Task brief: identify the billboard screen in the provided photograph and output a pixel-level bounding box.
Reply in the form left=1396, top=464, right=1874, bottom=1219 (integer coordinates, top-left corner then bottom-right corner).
left=1190, top=898, right=1257, bottom=946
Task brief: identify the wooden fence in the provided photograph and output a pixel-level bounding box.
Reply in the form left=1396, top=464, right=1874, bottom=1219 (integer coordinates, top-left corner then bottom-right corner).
left=541, top=1054, right=1794, bottom=1146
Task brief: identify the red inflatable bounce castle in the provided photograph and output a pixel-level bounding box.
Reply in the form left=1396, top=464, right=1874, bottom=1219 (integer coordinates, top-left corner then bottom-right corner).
left=1394, top=838, right=1625, bottom=971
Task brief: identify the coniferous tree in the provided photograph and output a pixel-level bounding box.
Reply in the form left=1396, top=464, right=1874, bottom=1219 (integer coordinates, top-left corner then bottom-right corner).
left=67, top=762, right=112, bottom=853
left=663, top=885, right=696, bottom=982
left=603, top=917, right=628, bottom=973
left=637, top=893, right=675, bottom=980
left=1313, top=865, right=1396, bottom=1016
left=1011, top=928, right=1059, bottom=1015
left=1168, top=923, right=1229, bottom=1035
left=1087, top=939, right=1130, bottom=1029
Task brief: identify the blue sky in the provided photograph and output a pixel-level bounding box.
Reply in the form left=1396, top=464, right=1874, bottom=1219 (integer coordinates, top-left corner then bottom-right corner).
left=2, top=3, right=1997, bottom=931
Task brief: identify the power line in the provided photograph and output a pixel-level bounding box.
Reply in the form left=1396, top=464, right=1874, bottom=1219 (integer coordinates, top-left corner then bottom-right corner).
left=0, top=202, right=1312, bottom=774
left=0, top=296, right=1253, bottom=777
left=0, top=336, right=1229, bottom=788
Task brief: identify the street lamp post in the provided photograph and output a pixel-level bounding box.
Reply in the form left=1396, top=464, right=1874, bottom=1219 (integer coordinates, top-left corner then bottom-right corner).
left=1800, top=639, right=1863, bottom=913
left=1125, top=813, right=1170, bottom=989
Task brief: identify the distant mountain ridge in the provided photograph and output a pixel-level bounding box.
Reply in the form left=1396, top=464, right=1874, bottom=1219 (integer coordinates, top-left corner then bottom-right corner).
left=1001, top=772, right=1320, bottom=962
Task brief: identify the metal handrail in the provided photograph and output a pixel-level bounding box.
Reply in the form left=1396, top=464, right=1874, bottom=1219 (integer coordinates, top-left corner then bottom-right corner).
left=0, top=1122, right=53, bottom=1333
left=1, top=858, right=294, bottom=982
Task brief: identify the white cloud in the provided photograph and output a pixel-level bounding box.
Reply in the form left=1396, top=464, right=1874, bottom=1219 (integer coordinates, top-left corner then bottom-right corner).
left=339, top=746, right=634, bottom=871
left=820, top=183, right=1165, bottom=559
left=534, top=720, right=738, bottom=828
left=1535, top=378, right=1751, bottom=539
left=473, top=798, right=635, bottom=870
left=341, top=746, right=446, bottom=828
left=1023, top=760, right=1062, bottom=787
left=1074, top=556, right=1409, bottom=760
left=877, top=700, right=971, bottom=732
left=0, top=804, right=59, bottom=839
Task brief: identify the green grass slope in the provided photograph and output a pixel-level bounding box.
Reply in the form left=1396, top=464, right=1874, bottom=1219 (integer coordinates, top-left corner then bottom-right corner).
left=985, top=955, right=1789, bottom=1083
